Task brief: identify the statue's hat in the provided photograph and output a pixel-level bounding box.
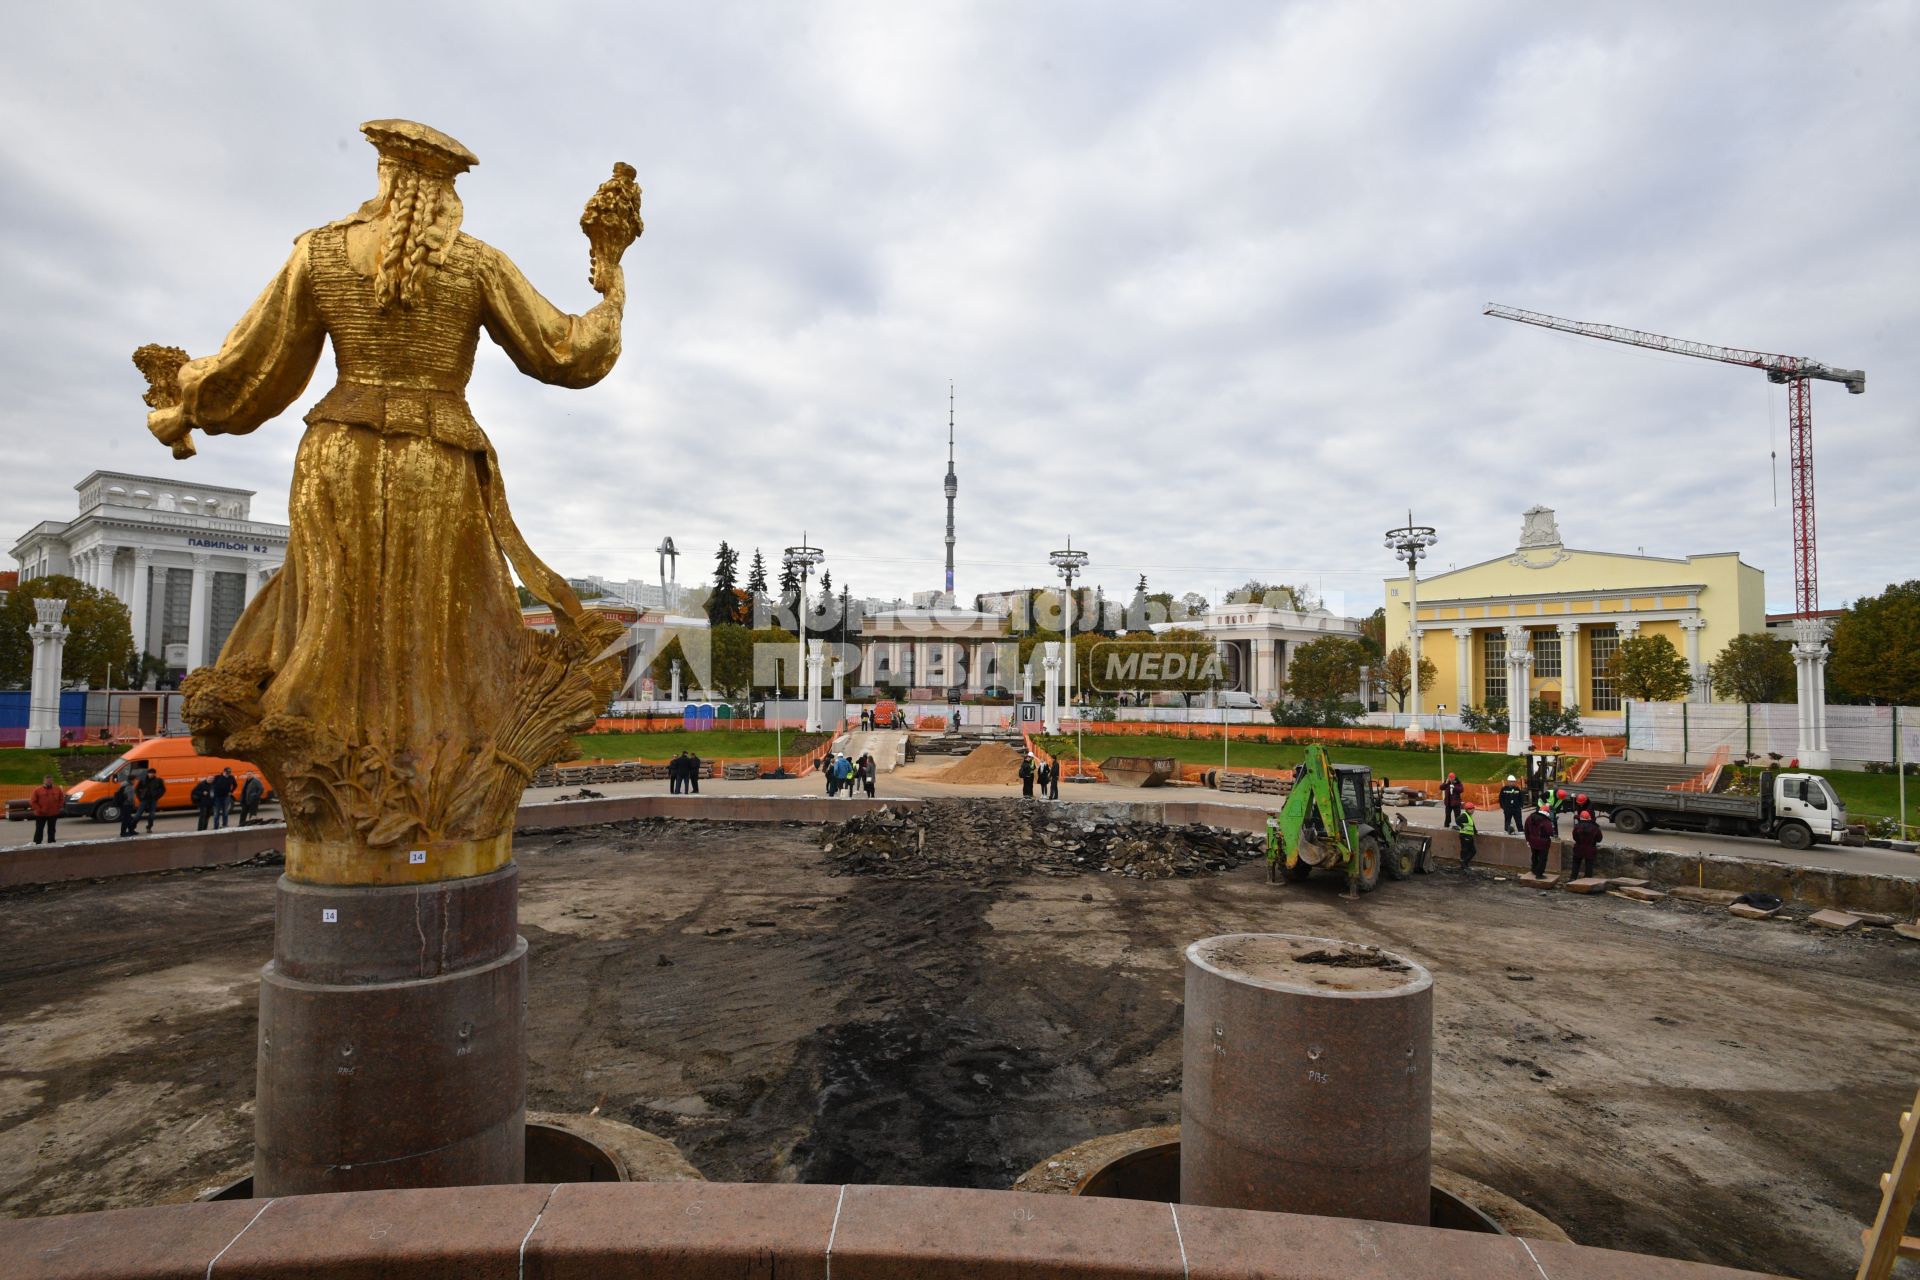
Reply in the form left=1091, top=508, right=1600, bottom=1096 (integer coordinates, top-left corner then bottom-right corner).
left=360, top=119, right=478, bottom=176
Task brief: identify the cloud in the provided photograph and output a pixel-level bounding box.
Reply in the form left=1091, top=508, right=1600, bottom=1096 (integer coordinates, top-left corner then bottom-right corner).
left=2, top=0, right=1914, bottom=621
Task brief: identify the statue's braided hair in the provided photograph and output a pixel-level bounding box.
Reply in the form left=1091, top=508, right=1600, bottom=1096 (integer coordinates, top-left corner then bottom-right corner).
left=373, top=164, right=462, bottom=310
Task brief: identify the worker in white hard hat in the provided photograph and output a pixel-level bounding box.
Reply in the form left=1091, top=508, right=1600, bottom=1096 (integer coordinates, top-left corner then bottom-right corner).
left=1498, top=773, right=1527, bottom=834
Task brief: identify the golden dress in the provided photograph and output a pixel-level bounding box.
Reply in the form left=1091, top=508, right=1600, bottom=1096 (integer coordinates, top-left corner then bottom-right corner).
left=176, top=220, right=626, bottom=884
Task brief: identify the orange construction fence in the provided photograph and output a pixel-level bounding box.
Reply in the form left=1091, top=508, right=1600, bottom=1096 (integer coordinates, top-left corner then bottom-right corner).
left=1673, top=746, right=1730, bottom=793
left=1049, top=719, right=1622, bottom=758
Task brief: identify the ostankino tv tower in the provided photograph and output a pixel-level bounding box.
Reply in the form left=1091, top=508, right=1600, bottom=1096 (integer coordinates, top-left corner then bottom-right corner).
left=944, top=383, right=957, bottom=598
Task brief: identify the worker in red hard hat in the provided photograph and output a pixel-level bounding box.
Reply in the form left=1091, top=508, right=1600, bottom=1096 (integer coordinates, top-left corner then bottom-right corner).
left=1456, top=801, right=1479, bottom=870
left=1570, top=805, right=1603, bottom=880
left=1441, top=771, right=1465, bottom=830
left=1523, top=798, right=1557, bottom=878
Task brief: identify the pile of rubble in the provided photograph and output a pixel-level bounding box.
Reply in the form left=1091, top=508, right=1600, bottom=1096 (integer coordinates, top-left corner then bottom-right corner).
left=819, top=799, right=1264, bottom=882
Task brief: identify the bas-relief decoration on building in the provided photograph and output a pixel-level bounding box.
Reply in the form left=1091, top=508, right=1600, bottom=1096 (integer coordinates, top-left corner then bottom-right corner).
left=148, top=120, right=642, bottom=885
left=1509, top=504, right=1570, bottom=570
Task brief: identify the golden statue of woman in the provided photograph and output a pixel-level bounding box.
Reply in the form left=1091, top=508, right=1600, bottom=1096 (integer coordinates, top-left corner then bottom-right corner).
left=144, top=120, right=639, bottom=886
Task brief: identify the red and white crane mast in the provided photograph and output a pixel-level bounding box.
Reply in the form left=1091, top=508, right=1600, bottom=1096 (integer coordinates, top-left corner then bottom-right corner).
left=1483, top=303, right=1865, bottom=619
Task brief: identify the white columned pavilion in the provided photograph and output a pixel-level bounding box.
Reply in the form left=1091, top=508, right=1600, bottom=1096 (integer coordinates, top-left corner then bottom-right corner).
left=10, top=472, right=289, bottom=681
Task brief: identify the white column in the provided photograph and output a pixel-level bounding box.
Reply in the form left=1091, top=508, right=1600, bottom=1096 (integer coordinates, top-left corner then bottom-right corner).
left=185, top=553, right=212, bottom=672
left=146, top=560, right=170, bottom=658
left=1041, top=643, right=1062, bottom=734
left=129, top=550, right=152, bottom=663
left=1618, top=618, right=1641, bottom=638
left=804, top=638, right=825, bottom=733
left=1504, top=624, right=1533, bottom=755
left=1558, top=623, right=1581, bottom=713
left=1792, top=617, right=1832, bottom=768
left=1250, top=638, right=1274, bottom=702
left=669, top=658, right=681, bottom=702
left=1452, top=627, right=1472, bottom=711
left=1404, top=579, right=1425, bottom=742
left=1021, top=655, right=1034, bottom=703
left=832, top=656, right=846, bottom=702
left=244, top=559, right=264, bottom=605
left=1680, top=617, right=1709, bottom=703
left=25, top=599, right=71, bottom=749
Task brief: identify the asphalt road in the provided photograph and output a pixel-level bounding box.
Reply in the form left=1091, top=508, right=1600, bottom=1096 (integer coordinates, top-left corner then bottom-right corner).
left=1388, top=802, right=1920, bottom=879
left=10, top=773, right=1916, bottom=881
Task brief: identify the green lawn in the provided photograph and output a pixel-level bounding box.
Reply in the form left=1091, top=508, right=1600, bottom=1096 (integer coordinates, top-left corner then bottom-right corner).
left=570, top=730, right=827, bottom=761
left=0, top=745, right=124, bottom=786
left=1035, top=734, right=1526, bottom=783
left=1809, top=769, right=1915, bottom=826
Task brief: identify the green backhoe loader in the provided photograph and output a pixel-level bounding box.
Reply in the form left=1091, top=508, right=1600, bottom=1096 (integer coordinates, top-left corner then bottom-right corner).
left=1265, top=744, right=1433, bottom=894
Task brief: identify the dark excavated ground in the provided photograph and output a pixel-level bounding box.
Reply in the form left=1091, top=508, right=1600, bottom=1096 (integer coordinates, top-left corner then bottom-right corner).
left=3, top=815, right=1918, bottom=1279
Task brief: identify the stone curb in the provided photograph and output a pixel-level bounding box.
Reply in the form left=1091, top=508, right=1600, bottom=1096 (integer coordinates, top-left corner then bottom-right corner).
left=0, top=1181, right=1785, bottom=1279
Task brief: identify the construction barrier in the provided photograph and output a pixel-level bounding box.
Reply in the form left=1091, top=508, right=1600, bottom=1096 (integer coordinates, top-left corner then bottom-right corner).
left=1045, top=719, right=1621, bottom=758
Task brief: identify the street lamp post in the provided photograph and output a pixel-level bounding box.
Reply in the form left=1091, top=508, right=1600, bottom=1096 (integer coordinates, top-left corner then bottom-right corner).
left=1385, top=514, right=1438, bottom=743
left=784, top=536, right=825, bottom=733
left=1436, top=703, right=1448, bottom=783
left=1050, top=540, right=1089, bottom=776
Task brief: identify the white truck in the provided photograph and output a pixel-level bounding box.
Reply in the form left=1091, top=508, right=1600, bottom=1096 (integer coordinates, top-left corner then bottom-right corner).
left=1581, top=770, right=1846, bottom=850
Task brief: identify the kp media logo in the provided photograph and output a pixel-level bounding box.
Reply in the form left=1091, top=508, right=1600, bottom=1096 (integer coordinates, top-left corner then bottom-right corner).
left=1086, top=639, right=1243, bottom=692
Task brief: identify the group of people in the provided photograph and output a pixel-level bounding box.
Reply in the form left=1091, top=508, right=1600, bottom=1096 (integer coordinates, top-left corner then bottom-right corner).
left=1451, top=774, right=1603, bottom=880
left=1017, top=753, right=1062, bottom=800
left=26, top=767, right=270, bottom=844
left=667, top=751, right=704, bottom=794
left=824, top=752, right=877, bottom=797
left=857, top=708, right=907, bottom=730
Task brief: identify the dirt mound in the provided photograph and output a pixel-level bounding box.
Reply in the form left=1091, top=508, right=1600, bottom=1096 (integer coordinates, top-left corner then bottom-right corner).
left=819, top=799, right=1262, bottom=882
left=934, top=742, right=1028, bottom=785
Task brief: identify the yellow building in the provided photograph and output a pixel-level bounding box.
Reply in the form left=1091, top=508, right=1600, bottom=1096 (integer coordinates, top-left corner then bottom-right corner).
left=1382, top=507, right=1766, bottom=720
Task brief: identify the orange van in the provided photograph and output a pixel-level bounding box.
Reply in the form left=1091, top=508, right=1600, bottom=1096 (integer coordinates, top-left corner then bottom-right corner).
left=62, top=736, right=272, bottom=824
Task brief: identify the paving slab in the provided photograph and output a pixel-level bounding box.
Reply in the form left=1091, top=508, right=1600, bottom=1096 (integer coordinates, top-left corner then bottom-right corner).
left=1727, top=903, right=1780, bottom=920
left=1808, top=909, right=1861, bottom=931
left=1611, top=886, right=1666, bottom=903
left=1669, top=886, right=1743, bottom=906
left=1565, top=877, right=1609, bottom=895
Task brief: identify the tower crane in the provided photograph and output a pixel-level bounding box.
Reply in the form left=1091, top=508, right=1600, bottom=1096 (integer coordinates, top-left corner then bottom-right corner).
left=1483, top=304, right=1864, bottom=619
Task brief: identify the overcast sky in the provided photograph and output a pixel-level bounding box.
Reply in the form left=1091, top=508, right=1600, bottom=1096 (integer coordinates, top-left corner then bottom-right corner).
left=2, top=1, right=1914, bottom=619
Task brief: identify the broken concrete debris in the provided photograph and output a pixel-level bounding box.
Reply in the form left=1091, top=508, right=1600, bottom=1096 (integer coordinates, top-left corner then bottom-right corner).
left=818, top=799, right=1263, bottom=882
